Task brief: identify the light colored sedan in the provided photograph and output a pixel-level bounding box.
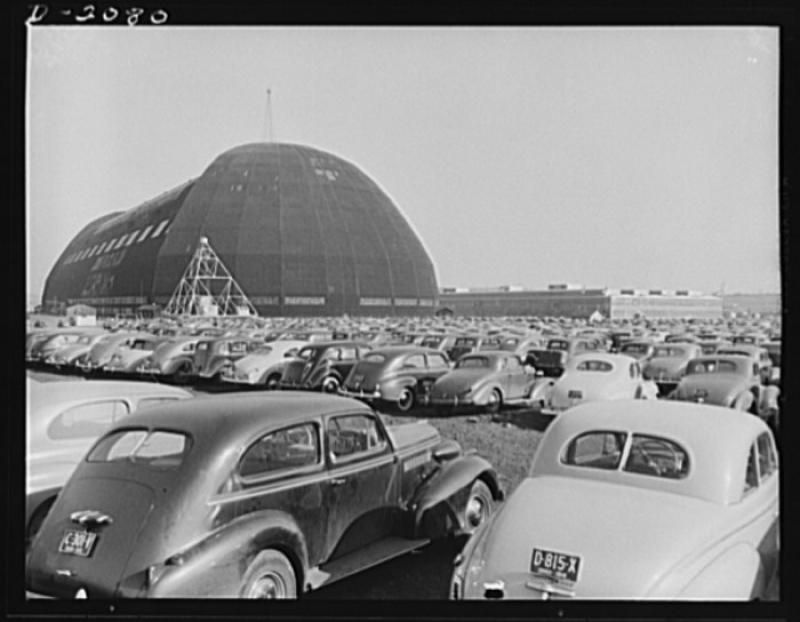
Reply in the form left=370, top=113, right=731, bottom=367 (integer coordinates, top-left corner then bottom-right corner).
left=26, top=379, right=192, bottom=545
left=541, top=353, right=658, bottom=415
left=219, top=340, right=308, bottom=388
left=451, top=400, right=779, bottom=599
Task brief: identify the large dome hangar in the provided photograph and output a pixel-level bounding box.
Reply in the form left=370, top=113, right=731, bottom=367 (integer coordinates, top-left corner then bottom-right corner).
left=42, top=143, right=439, bottom=316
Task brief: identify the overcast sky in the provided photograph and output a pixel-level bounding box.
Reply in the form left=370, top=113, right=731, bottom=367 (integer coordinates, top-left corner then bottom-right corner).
left=26, top=26, right=780, bottom=300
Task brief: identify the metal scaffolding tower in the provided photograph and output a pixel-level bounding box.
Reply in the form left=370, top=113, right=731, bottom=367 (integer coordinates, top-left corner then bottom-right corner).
left=164, top=237, right=258, bottom=317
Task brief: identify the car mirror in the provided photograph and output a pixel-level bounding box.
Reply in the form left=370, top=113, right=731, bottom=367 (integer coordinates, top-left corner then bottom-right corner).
left=432, top=440, right=461, bottom=462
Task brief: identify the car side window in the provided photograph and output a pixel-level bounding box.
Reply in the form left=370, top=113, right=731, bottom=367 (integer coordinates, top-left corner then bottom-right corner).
left=744, top=444, right=759, bottom=494
left=327, top=414, right=387, bottom=463
left=756, top=433, right=777, bottom=480
left=426, top=353, right=449, bottom=370
left=562, top=431, right=627, bottom=470
left=403, top=354, right=426, bottom=369
left=238, top=423, right=320, bottom=480
left=48, top=400, right=130, bottom=440
left=339, top=346, right=357, bottom=360
left=181, top=343, right=196, bottom=353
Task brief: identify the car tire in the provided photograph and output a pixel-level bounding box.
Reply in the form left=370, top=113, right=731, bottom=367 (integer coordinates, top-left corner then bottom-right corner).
left=26, top=497, right=56, bottom=548
left=240, top=549, right=297, bottom=599
left=322, top=376, right=340, bottom=393
left=485, top=389, right=502, bottom=414
left=265, top=373, right=282, bottom=390
left=396, top=387, right=416, bottom=412
left=463, top=479, right=494, bottom=535
left=173, top=361, right=193, bottom=385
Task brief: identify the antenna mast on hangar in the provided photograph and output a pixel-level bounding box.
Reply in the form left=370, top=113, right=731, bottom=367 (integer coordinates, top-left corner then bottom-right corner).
left=164, top=237, right=258, bottom=317
left=264, top=88, right=274, bottom=142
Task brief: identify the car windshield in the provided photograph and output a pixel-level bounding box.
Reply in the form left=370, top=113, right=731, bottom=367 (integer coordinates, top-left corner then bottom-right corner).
left=653, top=346, right=686, bottom=358
left=717, top=349, right=750, bottom=358
left=87, top=428, right=191, bottom=468
left=575, top=360, right=613, bottom=372
left=456, top=356, right=490, bottom=369
left=547, top=340, right=569, bottom=351
left=131, top=340, right=155, bottom=351
left=686, top=360, right=739, bottom=374
left=420, top=337, right=442, bottom=348
left=621, top=343, right=648, bottom=354
left=454, top=337, right=477, bottom=347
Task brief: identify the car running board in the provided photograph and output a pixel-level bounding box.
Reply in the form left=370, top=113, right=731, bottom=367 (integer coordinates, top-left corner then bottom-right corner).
left=309, top=536, right=430, bottom=590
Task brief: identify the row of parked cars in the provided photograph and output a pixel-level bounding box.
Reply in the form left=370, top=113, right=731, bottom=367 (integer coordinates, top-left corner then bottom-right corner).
left=26, top=316, right=782, bottom=431
left=24, top=312, right=781, bottom=600
left=25, top=383, right=780, bottom=600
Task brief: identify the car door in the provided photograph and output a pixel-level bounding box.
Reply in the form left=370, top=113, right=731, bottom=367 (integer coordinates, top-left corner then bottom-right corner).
left=322, top=412, right=398, bottom=561
left=502, top=355, right=528, bottom=399
left=400, top=353, right=427, bottom=399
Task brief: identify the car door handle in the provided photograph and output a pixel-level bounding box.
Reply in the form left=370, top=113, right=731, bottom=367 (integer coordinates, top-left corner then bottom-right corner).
left=331, top=477, right=347, bottom=486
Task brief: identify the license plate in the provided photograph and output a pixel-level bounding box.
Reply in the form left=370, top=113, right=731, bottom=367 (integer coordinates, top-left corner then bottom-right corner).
left=58, top=530, right=97, bottom=557
left=530, top=547, right=581, bottom=584
left=567, top=390, right=583, bottom=399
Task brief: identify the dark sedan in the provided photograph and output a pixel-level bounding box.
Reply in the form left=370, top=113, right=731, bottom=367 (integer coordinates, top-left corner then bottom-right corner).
left=26, top=392, right=502, bottom=598
left=279, top=341, right=371, bottom=393
left=340, top=346, right=452, bottom=412
left=429, top=351, right=537, bottom=415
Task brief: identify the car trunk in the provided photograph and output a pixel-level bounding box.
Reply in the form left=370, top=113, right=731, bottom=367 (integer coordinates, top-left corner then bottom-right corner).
left=471, top=476, right=723, bottom=598
left=27, top=476, right=155, bottom=598
left=343, top=360, right=390, bottom=392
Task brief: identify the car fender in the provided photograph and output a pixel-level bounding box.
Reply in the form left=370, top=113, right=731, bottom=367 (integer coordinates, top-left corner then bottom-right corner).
left=472, top=382, right=501, bottom=404
left=731, top=391, right=755, bottom=412
left=147, top=509, right=309, bottom=597
left=204, top=357, right=232, bottom=378
left=675, top=543, right=764, bottom=599
left=164, top=356, right=194, bottom=375
left=529, top=379, right=555, bottom=403
left=411, top=455, right=502, bottom=538
left=758, top=385, right=780, bottom=412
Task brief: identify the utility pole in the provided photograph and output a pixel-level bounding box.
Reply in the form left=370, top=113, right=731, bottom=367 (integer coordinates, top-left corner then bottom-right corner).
left=265, top=88, right=274, bottom=142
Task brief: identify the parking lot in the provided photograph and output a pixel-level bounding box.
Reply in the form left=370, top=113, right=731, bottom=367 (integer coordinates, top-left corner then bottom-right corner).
left=25, top=314, right=780, bottom=600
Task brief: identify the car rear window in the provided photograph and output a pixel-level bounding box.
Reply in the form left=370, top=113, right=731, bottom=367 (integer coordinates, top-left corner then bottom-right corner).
left=362, top=353, right=387, bottom=364
left=653, top=346, right=686, bottom=358
left=623, top=434, right=690, bottom=479
left=87, top=428, right=191, bottom=468
left=575, top=360, right=613, bottom=372
left=686, top=360, right=738, bottom=374
left=562, top=431, right=627, bottom=470
left=456, top=356, right=489, bottom=369
left=547, top=339, right=569, bottom=351
left=621, top=343, right=648, bottom=354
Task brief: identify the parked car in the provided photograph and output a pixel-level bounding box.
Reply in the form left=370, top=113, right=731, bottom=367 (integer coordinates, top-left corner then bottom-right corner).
left=101, top=335, right=170, bottom=377
left=697, top=339, right=733, bottom=356
left=670, top=355, right=780, bottom=430
left=41, top=331, right=111, bottom=371
left=447, top=335, right=503, bottom=363
left=498, top=335, right=546, bottom=357
left=418, top=333, right=461, bottom=355
left=190, top=336, right=265, bottom=383
left=26, top=392, right=503, bottom=598
left=545, top=336, right=605, bottom=362
left=541, top=353, right=658, bottom=415
left=73, top=332, right=141, bottom=374
left=340, top=346, right=452, bottom=412
left=27, top=329, right=105, bottom=366
left=642, top=343, right=704, bottom=396
left=220, top=340, right=309, bottom=388
left=133, top=337, right=205, bottom=384
left=280, top=341, right=371, bottom=393
left=618, top=339, right=656, bottom=362
left=451, top=400, right=779, bottom=599
left=524, top=348, right=568, bottom=378
left=714, top=344, right=773, bottom=385
left=429, top=351, right=538, bottom=415
left=25, top=379, right=192, bottom=546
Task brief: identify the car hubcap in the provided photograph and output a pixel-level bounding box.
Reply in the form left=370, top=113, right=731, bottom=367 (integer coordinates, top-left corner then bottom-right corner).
left=247, top=573, right=286, bottom=598
left=399, top=391, right=413, bottom=409
left=466, top=496, right=486, bottom=528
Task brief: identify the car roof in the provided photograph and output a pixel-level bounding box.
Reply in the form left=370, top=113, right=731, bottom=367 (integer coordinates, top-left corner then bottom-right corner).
left=532, top=399, right=770, bottom=505
left=366, top=345, right=443, bottom=357
left=28, top=379, right=191, bottom=407
left=112, top=391, right=374, bottom=439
